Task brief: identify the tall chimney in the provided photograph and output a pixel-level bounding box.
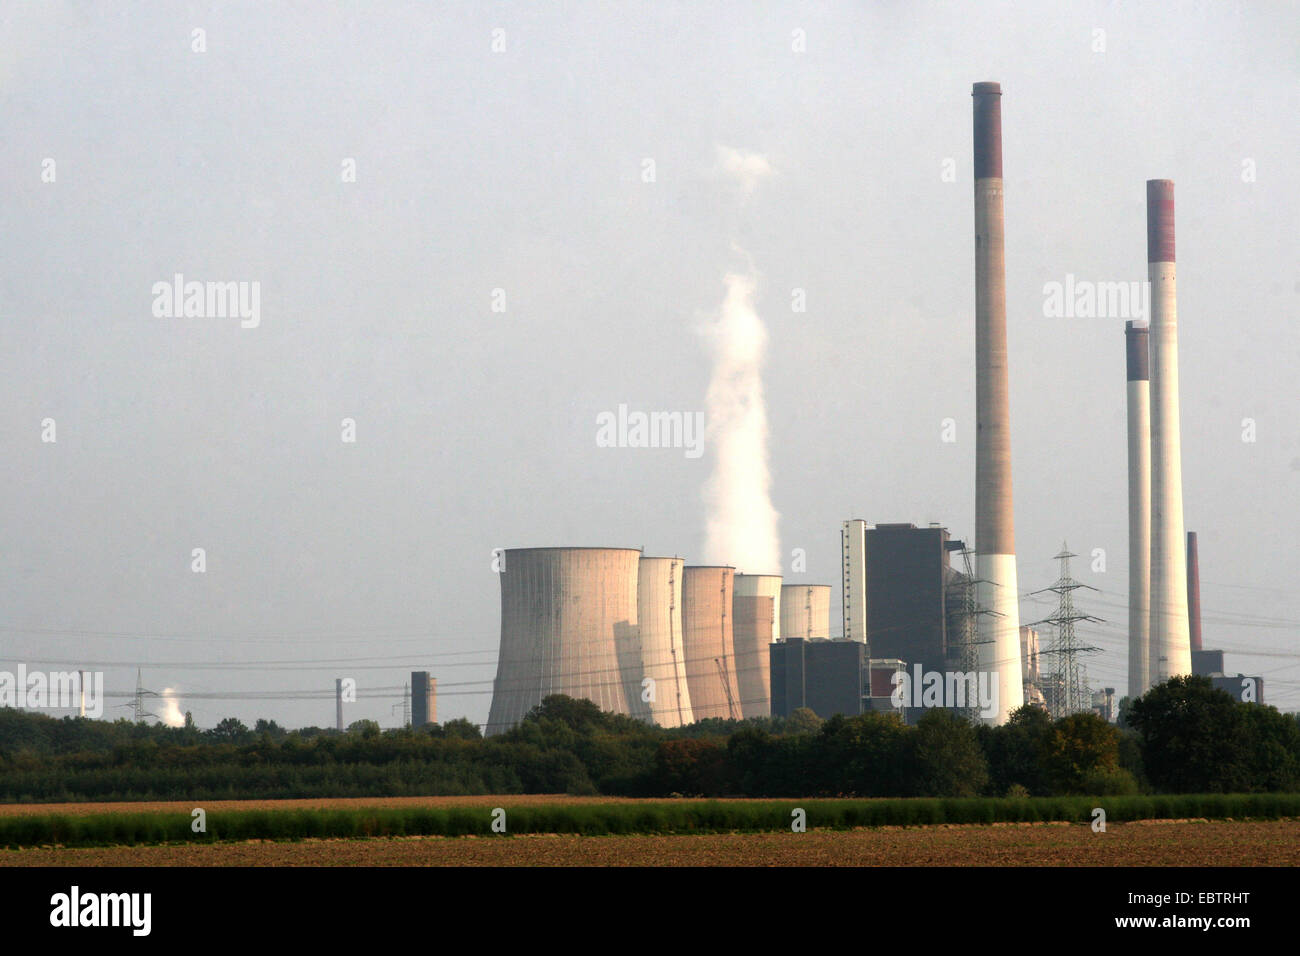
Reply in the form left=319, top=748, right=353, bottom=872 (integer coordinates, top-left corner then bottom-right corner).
left=1146, top=180, right=1192, bottom=683
left=1125, top=321, right=1151, bottom=699
left=972, top=81, right=1023, bottom=723
left=1186, top=531, right=1202, bottom=653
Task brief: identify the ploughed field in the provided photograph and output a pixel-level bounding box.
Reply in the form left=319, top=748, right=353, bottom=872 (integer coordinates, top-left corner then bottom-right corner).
left=2, top=819, right=1297, bottom=866
left=0, top=794, right=1297, bottom=865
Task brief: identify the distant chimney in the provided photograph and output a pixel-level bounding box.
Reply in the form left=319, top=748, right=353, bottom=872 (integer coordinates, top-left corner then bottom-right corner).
left=1186, top=531, right=1203, bottom=653
left=1126, top=321, right=1151, bottom=698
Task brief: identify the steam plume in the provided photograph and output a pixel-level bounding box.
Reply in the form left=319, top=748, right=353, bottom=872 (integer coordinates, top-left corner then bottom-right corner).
left=700, top=268, right=781, bottom=572
left=159, top=687, right=185, bottom=727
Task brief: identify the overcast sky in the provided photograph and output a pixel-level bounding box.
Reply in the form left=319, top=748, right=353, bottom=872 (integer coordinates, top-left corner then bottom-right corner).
left=1, top=1, right=1296, bottom=728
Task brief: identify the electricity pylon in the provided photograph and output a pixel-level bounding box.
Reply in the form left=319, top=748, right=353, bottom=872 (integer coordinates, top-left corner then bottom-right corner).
left=1030, top=544, right=1103, bottom=717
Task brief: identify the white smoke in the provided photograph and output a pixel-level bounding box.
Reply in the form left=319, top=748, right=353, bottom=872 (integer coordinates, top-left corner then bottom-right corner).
left=700, top=267, right=781, bottom=573
left=158, top=687, right=185, bottom=727
left=715, top=145, right=775, bottom=198
left=698, top=147, right=780, bottom=572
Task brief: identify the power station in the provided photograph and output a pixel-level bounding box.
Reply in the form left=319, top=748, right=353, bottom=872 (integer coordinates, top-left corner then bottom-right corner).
left=482, top=83, right=1214, bottom=735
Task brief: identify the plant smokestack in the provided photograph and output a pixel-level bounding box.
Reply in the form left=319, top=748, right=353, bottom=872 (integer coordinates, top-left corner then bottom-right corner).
left=1126, top=320, right=1151, bottom=698
left=1146, top=179, right=1192, bottom=682
left=972, top=81, right=1023, bottom=724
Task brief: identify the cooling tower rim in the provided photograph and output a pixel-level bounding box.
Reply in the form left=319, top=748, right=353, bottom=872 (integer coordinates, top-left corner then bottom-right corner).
left=640, top=555, right=685, bottom=562
left=733, top=571, right=783, bottom=578
left=683, top=564, right=736, bottom=569
left=501, top=546, right=643, bottom=554
left=779, top=582, right=834, bottom=589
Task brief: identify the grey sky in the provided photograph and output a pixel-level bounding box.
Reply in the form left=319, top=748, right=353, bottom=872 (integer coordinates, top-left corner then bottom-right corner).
left=1, top=1, right=1296, bottom=727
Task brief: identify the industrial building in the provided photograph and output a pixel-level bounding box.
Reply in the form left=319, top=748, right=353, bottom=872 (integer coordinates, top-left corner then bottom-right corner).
left=858, top=522, right=968, bottom=677
left=486, top=547, right=641, bottom=734
left=732, top=574, right=781, bottom=718
left=780, top=584, right=832, bottom=640
left=635, top=557, right=694, bottom=728
left=769, top=639, right=907, bottom=720
left=769, top=638, right=865, bottom=720
left=1090, top=687, right=1117, bottom=723
left=841, top=519, right=868, bottom=643
left=411, top=671, right=437, bottom=727
left=1186, top=540, right=1264, bottom=705
left=1019, top=625, right=1047, bottom=710
left=482, top=87, right=1225, bottom=737
left=486, top=552, right=792, bottom=732
left=680, top=565, right=741, bottom=722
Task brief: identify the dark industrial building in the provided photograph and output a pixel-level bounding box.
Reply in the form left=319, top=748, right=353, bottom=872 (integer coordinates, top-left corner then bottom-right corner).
left=862, top=522, right=969, bottom=674
left=1191, top=650, right=1263, bottom=705
left=411, top=671, right=437, bottom=727
left=772, top=521, right=985, bottom=722
left=1191, top=650, right=1224, bottom=677
left=769, top=638, right=865, bottom=719
left=1212, top=675, right=1264, bottom=705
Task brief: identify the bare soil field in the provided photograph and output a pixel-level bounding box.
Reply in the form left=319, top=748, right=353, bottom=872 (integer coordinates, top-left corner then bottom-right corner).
left=3, top=819, right=1296, bottom=867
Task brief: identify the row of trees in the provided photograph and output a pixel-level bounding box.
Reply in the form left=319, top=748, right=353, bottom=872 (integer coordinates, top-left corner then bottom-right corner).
left=0, top=676, right=1295, bottom=801
left=0, top=708, right=483, bottom=756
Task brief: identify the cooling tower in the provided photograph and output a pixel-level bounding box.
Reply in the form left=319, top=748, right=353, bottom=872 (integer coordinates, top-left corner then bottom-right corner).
left=733, top=574, right=782, bottom=642
left=486, top=547, right=640, bottom=734
left=972, top=81, right=1024, bottom=723
left=1146, top=180, right=1192, bottom=683
left=732, top=594, right=775, bottom=717
left=681, top=566, right=741, bottom=721
left=733, top=573, right=781, bottom=718
left=635, top=557, right=694, bottom=727
left=780, top=583, right=832, bottom=639
left=1187, top=531, right=1202, bottom=653
left=1126, top=321, right=1152, bottom=700
left=734, top=574, right=781, bottom=717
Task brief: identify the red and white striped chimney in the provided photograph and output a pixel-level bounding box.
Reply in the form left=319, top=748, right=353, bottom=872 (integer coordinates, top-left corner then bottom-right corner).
left=1146, top=180, right=1192, bottom=682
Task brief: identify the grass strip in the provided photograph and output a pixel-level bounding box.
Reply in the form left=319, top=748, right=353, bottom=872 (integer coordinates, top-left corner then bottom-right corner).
left=2, top=793, right=1297, bottom=849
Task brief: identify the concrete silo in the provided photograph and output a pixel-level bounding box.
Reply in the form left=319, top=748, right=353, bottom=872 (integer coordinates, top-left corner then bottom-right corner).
left=780, top=584, right=832, bottom=640
left=681, top=566, right=740, bottom=721
left=733, top=573, right=781, bottom=718
left=634, top=556, right=694, bottom=727
left=486, top=547, right=640, bottom=734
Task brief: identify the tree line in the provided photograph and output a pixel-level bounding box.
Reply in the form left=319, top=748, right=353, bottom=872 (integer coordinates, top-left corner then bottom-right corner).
left=0, top=675, right=1295, bottom=802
